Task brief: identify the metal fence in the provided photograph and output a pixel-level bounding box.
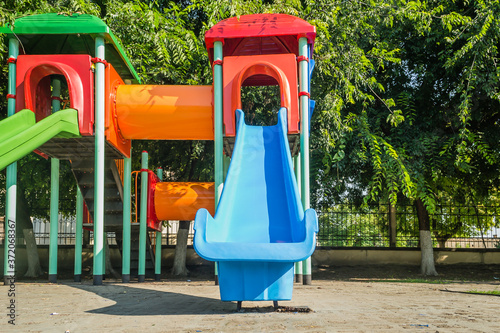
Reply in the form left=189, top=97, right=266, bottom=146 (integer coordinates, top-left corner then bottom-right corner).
left=2, top=205, right=500, bottom=249
left=0, top=217, right=193, bottom=246
left=317, top=204, right=500, bottom=248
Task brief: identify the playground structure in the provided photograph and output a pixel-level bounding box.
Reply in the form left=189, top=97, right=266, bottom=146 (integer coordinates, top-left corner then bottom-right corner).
left=1, top=13, right=317, bottom=305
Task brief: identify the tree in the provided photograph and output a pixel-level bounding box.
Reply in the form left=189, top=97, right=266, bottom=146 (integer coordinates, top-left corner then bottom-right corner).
left=306, top=0, right=500, bottom=274
left=16, top=182, right=42, bottom=277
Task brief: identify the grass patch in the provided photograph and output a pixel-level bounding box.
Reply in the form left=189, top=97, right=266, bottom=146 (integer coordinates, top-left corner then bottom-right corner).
left=356, top=278, right=454, bottom=284
left=466, top=290, right=500, bottom=296
left=372, top=279, right=454, bottom=284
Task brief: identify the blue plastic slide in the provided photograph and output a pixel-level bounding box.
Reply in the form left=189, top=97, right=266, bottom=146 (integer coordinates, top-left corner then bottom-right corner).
left=194, top=108, right=318, bottom=301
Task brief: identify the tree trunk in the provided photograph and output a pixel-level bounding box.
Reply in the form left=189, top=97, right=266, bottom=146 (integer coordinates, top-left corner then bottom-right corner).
left=83, top=229, right=90, bottom=246
left=389, top=203, right=397, bottom=248
left=105, top=236, right=120, bottom=279
left=171, top=220, right=190, bottom=276
left=16, top=185, right=42, bottom=278
left=415, top=199, right=438, bottom=276
left=22, top=227, right=42, bottom=277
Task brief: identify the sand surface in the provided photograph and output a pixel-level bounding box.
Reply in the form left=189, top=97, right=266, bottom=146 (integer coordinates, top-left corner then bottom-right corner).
left=2, top=275, right=499, bottom=332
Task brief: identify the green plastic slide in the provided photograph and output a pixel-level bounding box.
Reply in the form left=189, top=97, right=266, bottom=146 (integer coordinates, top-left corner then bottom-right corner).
left=0, top=109, right=81, bottom=170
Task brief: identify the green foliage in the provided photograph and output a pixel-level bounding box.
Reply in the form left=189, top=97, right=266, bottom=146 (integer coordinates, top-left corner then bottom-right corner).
left=318, top=204, right=391, bottom=247
left=241, top=85, right=281, bottom=126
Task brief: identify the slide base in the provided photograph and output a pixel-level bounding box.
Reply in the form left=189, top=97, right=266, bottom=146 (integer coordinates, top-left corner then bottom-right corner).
left=218, top=261, right=294, bottom=301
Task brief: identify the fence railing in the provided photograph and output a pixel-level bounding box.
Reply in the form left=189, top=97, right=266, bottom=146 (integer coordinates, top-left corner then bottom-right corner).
left=0, top=217, right=193, bottom=247
left=1, top=205, right=499, bottom=249
left=317, top=204, right=500, bottom=249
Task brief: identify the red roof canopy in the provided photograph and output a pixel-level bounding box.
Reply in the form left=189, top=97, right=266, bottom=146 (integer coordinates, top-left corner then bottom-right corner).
left=205, top=14, right=316, bottom=62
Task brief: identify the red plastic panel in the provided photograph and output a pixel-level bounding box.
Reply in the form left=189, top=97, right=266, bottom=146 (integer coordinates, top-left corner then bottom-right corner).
left=223, top=54, right=299, bottom=136
left=147, top=171, right=162, bottom=232
left=205, top=14, right=316, bottom=62
left=16, top=54, right=94, bottom=135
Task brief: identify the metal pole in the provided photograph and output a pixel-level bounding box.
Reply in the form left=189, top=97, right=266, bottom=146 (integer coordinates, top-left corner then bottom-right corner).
left=223, top=155, right=230, bottom=182
left=51, top=78, right=61, bottom=112
left=214, top=41, right=224, bottom=206
left=4, top=38, right=19, bottom=285
left=74, top=187, right=83, bottom=282
left=48, top=77, right=62, bottom=283
left=48, top=158, right=60, bottom=283
left=299, top=37, right=312, bottom=285
left=213, top=40, right=224, bottom=285
left=155, top=168, right=163, bottom=281
left=293, top=154, right=303, bottom=283
left=138, top=151, right=148, bottom=282
left=93, top=36, right=106, bottom=285
left=122, top=155, right=132, bottom=283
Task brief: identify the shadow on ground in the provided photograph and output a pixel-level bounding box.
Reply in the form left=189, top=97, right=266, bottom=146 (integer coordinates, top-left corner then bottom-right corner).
left=68, top=283, right=236, bottom=316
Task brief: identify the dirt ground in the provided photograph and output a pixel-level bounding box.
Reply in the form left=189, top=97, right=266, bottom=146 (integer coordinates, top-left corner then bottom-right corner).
left=2, top=264, right=500, bottom=332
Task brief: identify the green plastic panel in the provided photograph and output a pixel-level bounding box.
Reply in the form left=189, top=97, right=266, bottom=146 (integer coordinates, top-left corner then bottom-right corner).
left=0, top=108, right=81, bottom=171
left=1, top=13, right=140, bottom=83
left=0, top=109, right=36, bottom=142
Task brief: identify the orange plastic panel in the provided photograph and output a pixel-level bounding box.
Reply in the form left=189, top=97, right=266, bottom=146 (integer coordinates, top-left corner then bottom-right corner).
left=105, top=64, right=131, bottom=157
left=154, top=182, right=215, bottom=221
left=115, top=85, right=213, bottom=140
left=223, top=54, right=298, bottom=137
left=233, top=61, right=291, bottom=116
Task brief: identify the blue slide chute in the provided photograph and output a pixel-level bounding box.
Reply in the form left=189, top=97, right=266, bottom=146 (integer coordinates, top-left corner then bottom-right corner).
left=194, top=108, right=318, bottom=301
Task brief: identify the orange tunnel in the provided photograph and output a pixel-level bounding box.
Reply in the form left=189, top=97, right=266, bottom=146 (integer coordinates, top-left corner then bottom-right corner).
left=115, top=85, right=214, bottom=140
left=154, top=182, right=215, bottom=221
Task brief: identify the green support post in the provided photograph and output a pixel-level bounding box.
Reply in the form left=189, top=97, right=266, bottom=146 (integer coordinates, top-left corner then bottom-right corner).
left=293, top=154, right=303, bottom=283
left=138, top=151, right=148, bottom=282
left=213, top=41, right=224, bottom=285
left=155, top=168, right=163, bottom=281
left=223, top=155, right=231, bottom=182
left=299, top=37, right=313, bottom=285
left=4, top=38, right=19, bottom=286
left=48, top=77, right=62, bottom=283
left=102, top=230, right=106, bottom=279
left=48, top=158, right=60, bottom=283
left=74, top=187, right=83, bottom=282
left=93, top=36, right=106, bottom=285
left=51, top=78, right=61, bottom=112
left=122, top=155, right=132, bottom=283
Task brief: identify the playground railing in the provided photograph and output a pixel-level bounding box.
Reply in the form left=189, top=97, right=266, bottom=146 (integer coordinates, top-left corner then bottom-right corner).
left=317, top=204, right=500, bottom=249
left=115, top=159, right=124, bottom=184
